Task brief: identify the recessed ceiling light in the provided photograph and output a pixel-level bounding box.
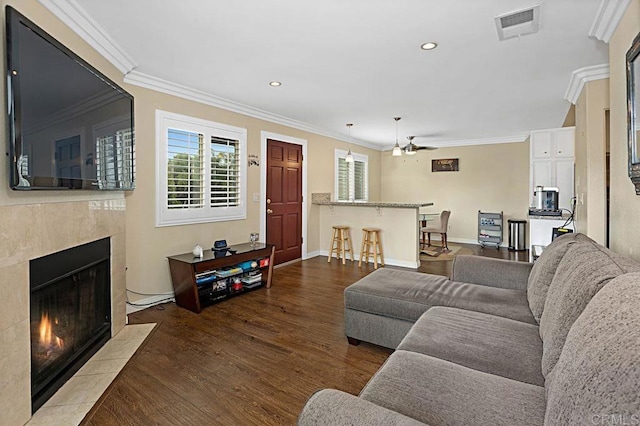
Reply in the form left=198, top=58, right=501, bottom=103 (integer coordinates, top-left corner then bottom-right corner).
left=420, top=42, right=438, bottom=50
left=269, top=81, right=282, bottom=87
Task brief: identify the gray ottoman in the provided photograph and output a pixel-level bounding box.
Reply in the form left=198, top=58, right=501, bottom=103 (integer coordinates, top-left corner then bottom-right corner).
left=344, top=268, right=534, bottom=349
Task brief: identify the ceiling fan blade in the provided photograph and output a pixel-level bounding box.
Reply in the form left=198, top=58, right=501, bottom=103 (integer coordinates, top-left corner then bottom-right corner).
left=404, top=136, right=437, bottom=151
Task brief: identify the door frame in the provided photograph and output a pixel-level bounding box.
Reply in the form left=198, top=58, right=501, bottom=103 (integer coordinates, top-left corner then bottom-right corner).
left=260, top=131, right=308, bottom=260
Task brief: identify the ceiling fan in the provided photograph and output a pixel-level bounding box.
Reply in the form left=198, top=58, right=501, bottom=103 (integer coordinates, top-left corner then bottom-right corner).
left=402, top=136, right=438, bottom=155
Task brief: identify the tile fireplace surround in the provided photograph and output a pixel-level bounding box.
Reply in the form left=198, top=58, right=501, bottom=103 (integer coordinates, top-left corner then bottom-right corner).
left=0, top=198, right=127, bottom=425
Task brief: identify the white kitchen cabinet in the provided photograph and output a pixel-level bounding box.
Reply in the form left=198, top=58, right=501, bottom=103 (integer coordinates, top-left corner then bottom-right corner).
left=530, top=127, right=575, bottom=210
left=553, top=130, right=574, bottom=158
left=555, top=159, right=575, bottom=210
left=531, top=160, right=553, bottom=189
left=531, top=133, right=552, bottom=159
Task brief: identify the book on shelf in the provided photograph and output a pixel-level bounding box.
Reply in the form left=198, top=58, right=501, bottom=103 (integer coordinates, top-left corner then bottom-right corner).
left=215, top=266, right=243, bottom=277
left=241, top=273, right=262, bottom=284
left=195, top=273, right=218, bottom=286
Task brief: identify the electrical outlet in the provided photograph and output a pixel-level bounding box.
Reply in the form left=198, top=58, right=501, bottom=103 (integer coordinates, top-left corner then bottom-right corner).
left=252, top=193, right=260, bottom=202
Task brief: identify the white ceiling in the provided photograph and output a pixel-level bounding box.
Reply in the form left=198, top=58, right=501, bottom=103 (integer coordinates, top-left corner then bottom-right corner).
left=64, top=0, right=609, bottom=149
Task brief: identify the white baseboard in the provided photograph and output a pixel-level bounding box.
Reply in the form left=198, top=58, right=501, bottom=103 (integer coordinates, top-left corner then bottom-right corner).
left=305, top=250, right=321, bottom=259
left=318, top=250, right=419, bottom=269
left=126, top=294, right=175, bottom=314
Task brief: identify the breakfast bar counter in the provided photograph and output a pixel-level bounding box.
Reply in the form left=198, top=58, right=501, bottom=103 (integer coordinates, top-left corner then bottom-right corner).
left=313, top=201, right=432, bottom=209
left=313, top=193, right=433, bottom=268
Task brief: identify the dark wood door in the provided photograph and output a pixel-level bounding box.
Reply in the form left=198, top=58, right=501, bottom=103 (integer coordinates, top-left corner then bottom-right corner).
left=266, top=139, right=303, bottom=265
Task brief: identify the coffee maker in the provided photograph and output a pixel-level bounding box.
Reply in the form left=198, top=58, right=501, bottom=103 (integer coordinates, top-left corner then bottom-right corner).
left=529, top=186, right=561, bottom=216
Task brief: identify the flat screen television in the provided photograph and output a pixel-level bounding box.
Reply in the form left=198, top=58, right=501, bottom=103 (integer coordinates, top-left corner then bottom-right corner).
left=6, top=6, right=135, bottom=190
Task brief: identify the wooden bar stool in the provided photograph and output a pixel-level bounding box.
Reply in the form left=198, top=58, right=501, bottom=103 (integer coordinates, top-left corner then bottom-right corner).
left=359, top=228, right=385, bottom=269
left=328, top=225, right=353, bottom=264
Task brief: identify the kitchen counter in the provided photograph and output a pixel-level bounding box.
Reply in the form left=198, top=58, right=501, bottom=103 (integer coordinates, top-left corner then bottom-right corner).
left=312, top=193, right=432, bottom=268
left=528, top=213, right=571, bottom=220
left=312, top=201, right=433, bottom=209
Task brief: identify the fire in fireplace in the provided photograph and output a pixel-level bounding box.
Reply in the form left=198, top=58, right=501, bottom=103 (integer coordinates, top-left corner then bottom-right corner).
left=30, top=238, right=111, bottom=412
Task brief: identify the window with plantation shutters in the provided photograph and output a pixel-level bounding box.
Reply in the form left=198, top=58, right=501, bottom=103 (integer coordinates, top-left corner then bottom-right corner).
left=156, top=110, right=247, bottom=227
left=166, top=129, right=204, bottom=209
left=335, top=149, right=368, bottom=202
left=210, top=137, right=240, bottom=208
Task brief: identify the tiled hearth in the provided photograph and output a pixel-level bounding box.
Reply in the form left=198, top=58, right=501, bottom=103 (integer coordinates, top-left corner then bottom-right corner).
left=27, top=323, right=155, bottom=425
left=0, top=199, right=128, bottom=425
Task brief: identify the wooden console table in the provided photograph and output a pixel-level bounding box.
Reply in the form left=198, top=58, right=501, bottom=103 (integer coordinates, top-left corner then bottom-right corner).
left=167, top=243, right=275, bottom=313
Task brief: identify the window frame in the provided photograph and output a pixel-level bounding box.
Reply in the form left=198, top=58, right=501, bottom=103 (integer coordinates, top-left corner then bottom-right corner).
left=334, top=149, right=368, bottom=202
left=156, top=110, right=247, bottom=227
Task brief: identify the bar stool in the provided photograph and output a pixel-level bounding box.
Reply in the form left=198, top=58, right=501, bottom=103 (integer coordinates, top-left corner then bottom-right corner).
left=359, top=228, right=385, bottom=269
left=328, top=225, right=354, bottom=264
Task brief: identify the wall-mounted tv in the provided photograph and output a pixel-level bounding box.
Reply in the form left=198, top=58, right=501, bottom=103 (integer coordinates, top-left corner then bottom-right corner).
left=6, top=6, right=135, bottom=190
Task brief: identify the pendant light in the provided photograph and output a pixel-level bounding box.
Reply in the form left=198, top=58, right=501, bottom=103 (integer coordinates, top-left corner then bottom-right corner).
left=392, top=117, right=403, bottom=156
left=345, top=123, right=354, bottom=163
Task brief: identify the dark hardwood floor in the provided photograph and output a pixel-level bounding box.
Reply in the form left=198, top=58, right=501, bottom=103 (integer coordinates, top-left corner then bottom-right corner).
left=83, top=243, right=528, bottom=425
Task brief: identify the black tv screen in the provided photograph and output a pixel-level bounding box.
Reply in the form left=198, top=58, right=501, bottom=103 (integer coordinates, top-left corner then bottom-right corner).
left=6, top=6, right=135, bottom=190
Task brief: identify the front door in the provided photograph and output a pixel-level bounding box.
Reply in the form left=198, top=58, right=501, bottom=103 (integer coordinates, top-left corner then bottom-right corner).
left=266, top=139, right=302, bottom=265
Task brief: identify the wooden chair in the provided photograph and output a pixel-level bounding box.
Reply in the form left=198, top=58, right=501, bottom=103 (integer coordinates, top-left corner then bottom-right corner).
left=421, top=210, right=451, bottom=250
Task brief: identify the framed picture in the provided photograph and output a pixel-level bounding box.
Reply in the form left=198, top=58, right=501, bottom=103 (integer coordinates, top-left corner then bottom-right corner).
left=432, top=158, right=459, bottom=172
left=626, top=31, right=640, bottom=194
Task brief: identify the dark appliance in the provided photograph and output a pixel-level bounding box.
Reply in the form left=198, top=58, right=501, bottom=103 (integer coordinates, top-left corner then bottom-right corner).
left=6, top=6, right=135, bottom=191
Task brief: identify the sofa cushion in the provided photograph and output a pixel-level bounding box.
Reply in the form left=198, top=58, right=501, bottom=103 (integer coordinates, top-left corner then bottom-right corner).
left=360, top=350, right=546, bottom=426
left=544, top=273, right=640, bottom=425
left=298, top=389, right=426, bottom=426
left=539, top=240, right=640, bottom=377
left=344, top=268, right=536, bottom=325
left=526, top=233, right=583, bottom=323
left=397, top=307, right=544, bottom=386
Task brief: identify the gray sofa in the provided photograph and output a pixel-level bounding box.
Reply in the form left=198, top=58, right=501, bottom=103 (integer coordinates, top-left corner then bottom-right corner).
left=298, top=233, right=640, bottom=425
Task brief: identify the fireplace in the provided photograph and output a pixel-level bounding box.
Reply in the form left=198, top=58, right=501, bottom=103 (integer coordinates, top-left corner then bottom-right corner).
left=30, top=238, right=112, bottom=412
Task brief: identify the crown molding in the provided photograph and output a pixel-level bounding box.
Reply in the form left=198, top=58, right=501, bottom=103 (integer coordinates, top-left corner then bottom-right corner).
left=382, top=133, right=529, bottom=151
left=38, top=0, right=136, bottom=74
left=124, top=70, right=379, bottom=150
left=564, top=64, right=610, bottom=104
left=589, top=0, right=632, bottom=43
left=38, top=0, right=379, bottom=150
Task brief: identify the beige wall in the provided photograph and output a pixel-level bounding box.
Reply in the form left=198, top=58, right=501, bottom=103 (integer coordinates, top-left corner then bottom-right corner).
left=0, top=0, right=382, bottom=302
left=574, top=79, right=610, bottom=244
left=380, top=142, right=530, bottom=244
left=318, top=205, right=421, bottom=267
left=609, top=0, right=640, bottom=259
left=126, top=87, right=381, bottom=300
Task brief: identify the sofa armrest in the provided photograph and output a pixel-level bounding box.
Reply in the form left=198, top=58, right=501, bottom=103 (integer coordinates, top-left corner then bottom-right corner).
left=298, top=389, right=426, bottom=426
left=451, top=255, right=533, bottom=291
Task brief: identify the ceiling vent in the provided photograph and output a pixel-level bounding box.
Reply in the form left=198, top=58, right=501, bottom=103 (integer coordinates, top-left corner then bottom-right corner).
left=495, top=4, right=540, bottom=41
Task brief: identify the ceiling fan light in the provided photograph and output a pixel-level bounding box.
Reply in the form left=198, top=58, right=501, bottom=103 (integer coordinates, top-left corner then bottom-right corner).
left=405, top=150, right=417, bottom=156
left=392, top=143, right=403, bottom=156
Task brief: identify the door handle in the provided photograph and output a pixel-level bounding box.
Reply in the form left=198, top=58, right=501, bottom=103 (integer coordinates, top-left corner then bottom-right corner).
left=267, top=208, right=273, bottom=214
left=266, top=198, right=271, bottom=204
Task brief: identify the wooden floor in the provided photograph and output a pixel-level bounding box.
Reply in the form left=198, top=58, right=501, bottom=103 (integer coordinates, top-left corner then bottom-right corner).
left=83, top=244, right=528, bottom=425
